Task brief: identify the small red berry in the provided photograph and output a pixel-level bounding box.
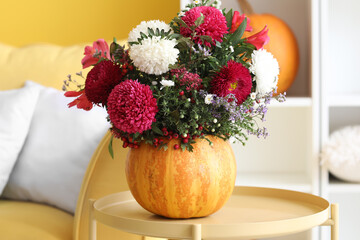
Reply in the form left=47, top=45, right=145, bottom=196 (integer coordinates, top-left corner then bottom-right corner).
left=163, top=131, right=169, bottom=136
left=159, top=139, right=164, bottom=144
left=179, top=91, right=184, bottom=96
left=174, top=144, right=180, bottom=150
left=183, top=138, right=189, bottom=143
left=129, top=143, right=134, bottom=148
left=192, top=135, right=196, bottom=139
left=129, top=65, right=134, bottom=71
left=153, top=138, right=158, bottom=143
left=167, top=135, right=172, bottom=140
left=128, top=137, right=133, bottom=142
left=162, top=127, right=167, bottom=131
left=121, top=137, right=127, bottom=142
left=198, top=126, right=203, bottom=131
left=201, top=133, right=204, bottom=136
left=123, top=142, right=128, bottom=148
left=134, top=145, right=139, bottom=149
left=173, top=133, right=179, bottom=139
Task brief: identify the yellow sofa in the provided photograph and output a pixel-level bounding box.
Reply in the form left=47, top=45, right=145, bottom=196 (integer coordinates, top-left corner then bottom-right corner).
left=0, top=42, right=156, bottom=240
left=0, top=1, right=179, bottom=238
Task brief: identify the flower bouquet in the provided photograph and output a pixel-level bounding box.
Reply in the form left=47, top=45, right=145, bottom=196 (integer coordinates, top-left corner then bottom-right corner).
left=63, top=0, right=285, bottom=218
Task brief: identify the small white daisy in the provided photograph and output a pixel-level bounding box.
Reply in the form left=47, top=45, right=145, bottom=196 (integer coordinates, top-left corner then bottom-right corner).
left=213, top=0, right=222, bottom=9
left=250, top=92, right=257, bottom=100
left=204, top=94, right=214, bottom=104
left=160, top=80, right=175, bottom=90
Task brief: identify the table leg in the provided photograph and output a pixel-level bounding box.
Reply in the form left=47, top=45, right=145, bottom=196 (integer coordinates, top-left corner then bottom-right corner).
left=331, top=203, right=339, bottom=240
left=192, top=224, right=201, bottom=240
left=89, top=199, right=97, bottom=240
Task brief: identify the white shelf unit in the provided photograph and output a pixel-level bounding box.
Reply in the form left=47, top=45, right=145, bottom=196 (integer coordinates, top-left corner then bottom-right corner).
left=220, top=0, right=320, bottom=240
left=180, top=1, right=320, bottom=239
left=319, top=0, right=360, bottom=240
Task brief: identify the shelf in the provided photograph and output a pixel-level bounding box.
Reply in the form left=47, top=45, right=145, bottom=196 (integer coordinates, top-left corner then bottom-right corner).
left=329, top=178, right=360, bottom=193
left=327, top=94, right=360, bottom=107
left=235, top=172, right=312, bottom=193
left=269, top=97, right=312, bottom=108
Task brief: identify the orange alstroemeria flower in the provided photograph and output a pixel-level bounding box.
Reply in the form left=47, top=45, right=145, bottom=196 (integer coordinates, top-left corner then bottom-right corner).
left=245, top=25, right=270, bottom=50
left=230, top=11, right=253, bottom=33
left=64, top=90, right=93, bottom=111
left=81, top=39, right=111, bottom=69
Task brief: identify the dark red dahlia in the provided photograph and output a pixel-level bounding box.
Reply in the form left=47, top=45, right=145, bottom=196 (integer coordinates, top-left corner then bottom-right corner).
left=85, top=60, right=124, bottom=105
left=171, top=68, right=202, bottom=91
left=107, top=79, right=158, bottom=134
left=181, top=6, right=228, bottom=47
left=210, top=60, right=252, bottom=104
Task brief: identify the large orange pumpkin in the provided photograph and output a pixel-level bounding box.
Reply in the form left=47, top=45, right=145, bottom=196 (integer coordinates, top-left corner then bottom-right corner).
left=125, top=136, right=236, bottom=219
left=238, top=0, right=300, bottom=94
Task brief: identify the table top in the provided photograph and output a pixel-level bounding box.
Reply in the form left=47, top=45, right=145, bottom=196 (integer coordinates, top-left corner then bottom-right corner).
left=93, top=186, right=330, bottom=239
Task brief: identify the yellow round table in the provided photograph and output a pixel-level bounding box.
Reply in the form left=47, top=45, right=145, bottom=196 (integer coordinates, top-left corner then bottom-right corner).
left=89, top=186, right=338, bottom=240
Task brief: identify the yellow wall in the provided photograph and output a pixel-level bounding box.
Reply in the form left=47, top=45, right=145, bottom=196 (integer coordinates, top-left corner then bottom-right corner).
left=0, top=0, right=179, bottom=46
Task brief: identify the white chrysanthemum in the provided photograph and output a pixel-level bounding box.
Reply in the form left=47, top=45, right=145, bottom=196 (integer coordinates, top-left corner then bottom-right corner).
left=128, top=20, right=171, bottom=43
left=249, top=49, right=280, bottom=96
left=129, top=36, right=179, bottom=75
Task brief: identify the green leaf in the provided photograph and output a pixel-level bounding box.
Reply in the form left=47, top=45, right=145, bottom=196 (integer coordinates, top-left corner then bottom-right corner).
left=215, top=40, right=222, bottom=48
left=152, top=124, right=163, bottom=135
left=194, top=13, right=205, bottom=27
left=128, top=41, right=139, bottom=45
left=134, top=132, right=140, bottom=139
left=199, top=35, right=213, bottom=45
left=159, top=144, right=168, bottom=151
left=229, top=17, right=247, bottom=46
left=170, top=33, right=182, bottom=39
left=225, top=9, right=233, bottom=30
left=148, top=28, right=155, bottom=36
left=108, top=135, right=114, bottom=159
left=173, top=17, right=189, bottom=29
left=140, top=32, right=148, bottom=39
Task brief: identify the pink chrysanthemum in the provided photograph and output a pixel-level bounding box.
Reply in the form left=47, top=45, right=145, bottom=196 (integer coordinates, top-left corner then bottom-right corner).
left=85, top=61, right=124, bottom=105
left=171, top=68, right=202, bottom=91
left=107, top=79, right=158, bottom=134
left=181, top=6, right=228, bottom=47
left=210, top=60, right=252, bottom=104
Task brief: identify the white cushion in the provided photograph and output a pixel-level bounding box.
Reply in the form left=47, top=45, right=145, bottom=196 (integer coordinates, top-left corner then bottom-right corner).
left=3, top=81, right=110, bottom=213
left=0, top=82, right=40, bottom=194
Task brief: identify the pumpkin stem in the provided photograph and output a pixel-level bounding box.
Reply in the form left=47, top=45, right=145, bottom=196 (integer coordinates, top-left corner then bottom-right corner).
left=237, top=0, right=255, bottom=15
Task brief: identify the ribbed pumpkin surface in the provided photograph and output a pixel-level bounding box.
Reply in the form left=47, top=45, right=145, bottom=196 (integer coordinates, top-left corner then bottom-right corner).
left=125, top=136, right=236, bottom=218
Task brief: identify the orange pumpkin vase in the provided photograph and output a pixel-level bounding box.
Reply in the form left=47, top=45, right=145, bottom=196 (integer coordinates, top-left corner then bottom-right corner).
left=125, top=136, right=236, bottom=219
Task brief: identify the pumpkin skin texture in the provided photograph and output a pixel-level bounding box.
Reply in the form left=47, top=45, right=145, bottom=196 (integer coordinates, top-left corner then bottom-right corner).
left=125, top=136, right=236, bottom=219
left=244, top=14, right=300, bottom=94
